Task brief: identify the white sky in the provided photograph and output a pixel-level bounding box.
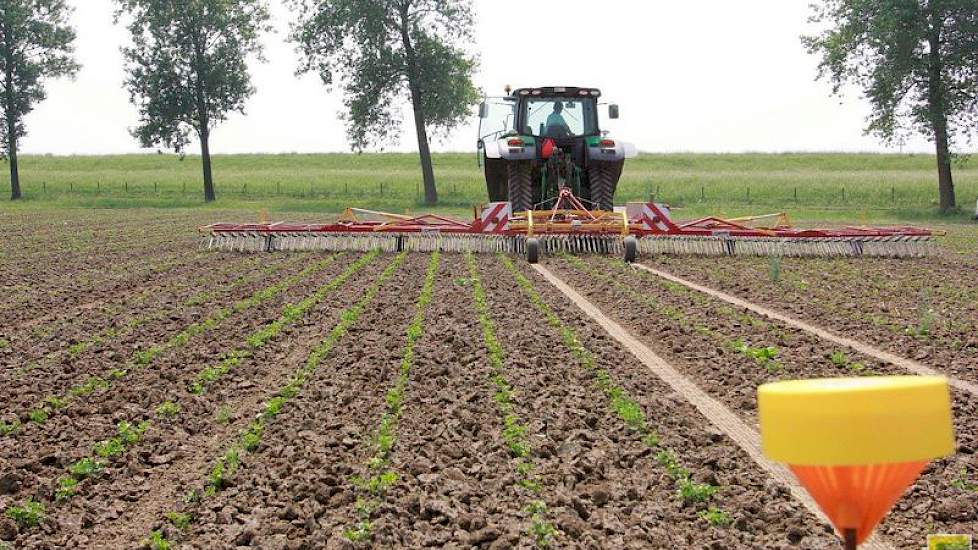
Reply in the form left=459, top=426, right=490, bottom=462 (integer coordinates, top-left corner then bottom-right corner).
left=21, top=0, right=942, bottom=155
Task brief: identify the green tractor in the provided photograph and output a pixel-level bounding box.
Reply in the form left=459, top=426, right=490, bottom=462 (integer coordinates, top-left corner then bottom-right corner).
left=477, top=86, right=636, bottom=213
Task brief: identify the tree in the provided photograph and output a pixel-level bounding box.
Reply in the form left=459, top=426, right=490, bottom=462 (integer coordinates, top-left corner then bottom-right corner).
left=804, top=0, right=978, bottom=212
left=289, top=0, right=479, bottom=205
left=0, top=0, right=78, bottom=201
left=116, top=0, right=271, bottom=202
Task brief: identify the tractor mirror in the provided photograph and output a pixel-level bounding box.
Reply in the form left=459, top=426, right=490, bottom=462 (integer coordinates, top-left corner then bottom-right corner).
left=609, top=104, right=620, bottom=119
left=479, top=102, right=488, bottom=118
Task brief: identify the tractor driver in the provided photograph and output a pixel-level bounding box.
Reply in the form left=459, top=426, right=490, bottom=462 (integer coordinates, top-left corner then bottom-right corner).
left=545, top=101, right=572, bottom=137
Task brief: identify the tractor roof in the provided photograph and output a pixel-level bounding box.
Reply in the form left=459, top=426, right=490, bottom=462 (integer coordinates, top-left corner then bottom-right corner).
left=510, top=86, right=602, bottom=99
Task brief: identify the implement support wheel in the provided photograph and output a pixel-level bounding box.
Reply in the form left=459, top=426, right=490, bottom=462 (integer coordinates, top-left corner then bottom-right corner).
left=527, top=238, right=540, bottom=264
left=623, top=236, right=638, bottom=263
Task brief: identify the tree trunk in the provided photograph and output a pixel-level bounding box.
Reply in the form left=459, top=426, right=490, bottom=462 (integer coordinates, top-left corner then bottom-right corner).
left=399, top=7, right=437, bottom=205
left=200, top=126, right=215, bottom=202
left=4, top=56, right=19, bottom=200
left=927, top=10, right=955, bottom=212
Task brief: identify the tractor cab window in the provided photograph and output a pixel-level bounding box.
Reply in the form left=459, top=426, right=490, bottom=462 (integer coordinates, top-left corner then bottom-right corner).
left=524, top=98, right=597, bottom=138
left=478, top=99, right=516, bottom=142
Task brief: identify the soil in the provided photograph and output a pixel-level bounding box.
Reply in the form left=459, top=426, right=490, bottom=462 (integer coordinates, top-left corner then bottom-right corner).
left=2, top=209, right=973, bottom=550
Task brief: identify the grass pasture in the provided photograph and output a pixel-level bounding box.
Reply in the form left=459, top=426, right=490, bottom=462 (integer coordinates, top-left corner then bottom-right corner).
left=1, top=152, right=977, bottom=223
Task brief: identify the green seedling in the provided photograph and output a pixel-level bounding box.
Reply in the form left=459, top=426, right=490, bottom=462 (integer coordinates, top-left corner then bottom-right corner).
left=950, top=469, right=978, bottom=491
left=0, top=419, right=21, bottom=435
left=28, top=408, right=48, bottom=424
left=0, top=338, right=8, bottom=349
left=699, top=506, right=732, bottom=527
left=145, top=530, right=171, bottom=550
left=830, top=350, right=848, bottom=367
left=69, top=457, right=103, bottom=479
left=525, top=500, right=557, bottom=548
left=55, top=477, right=79, bottom=500
left=5, top=499, right=44, bottom=529
left=215, top=405, right=233, bottom=424
left=155, top=401, right=180, bottom=418
left=165, top=511, right=192, bottom=530
left=678, top=478, right=718, bottom=503
left=44, top=395, right=69, bottom=409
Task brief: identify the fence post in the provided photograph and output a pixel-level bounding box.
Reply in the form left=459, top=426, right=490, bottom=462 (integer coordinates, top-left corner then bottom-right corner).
left=842, top=187, right=846, bottom=202
left=794, top=187, right=797, bottom=202
left=155, top=182, right=158, bottom=194
left=97, top=181, right=100, bottom=195
left=747, top=186, right=750, bottom=203
left=182, top=182, right=186, bottom=195
left=380, top=182, right=383, bottom=196
left=70, top=181, right=73, bottom=192
left=43, top=181, right=46, bottom=194
left=417, top=181, right=421, bottom=201
left=243, top=183, right=247, bottom=196
left=701, top=186, right=705, bottom=201
left=891, top=187, right=895, bottom=203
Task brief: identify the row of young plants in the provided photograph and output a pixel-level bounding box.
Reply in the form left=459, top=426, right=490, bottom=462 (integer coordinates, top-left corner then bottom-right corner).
left=32, top=254, right=279, bottom=366
left=565, top=256, right=789, bottom=375
left=0, top=256, right=339, bottom=437
left=587, top=256, right=882, bottom=376
left=464, top=253, right=557, bottom=547
left=342, top=252, right=441, bottom=543
left=142, top=253, right=408, bottom=549
left=662, top=256, right=973, bottom=347
left=501, top=256, right=731, bottom=526
left=46, top=252, right=380, bottom=504
left=189, top=252, right=378, bottom=394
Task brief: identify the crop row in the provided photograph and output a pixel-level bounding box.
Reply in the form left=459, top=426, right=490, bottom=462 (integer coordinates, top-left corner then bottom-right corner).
left=46, top=252, right=378, bottom=503
left=465, top=252, right=557, bottom=546
left=501, top=256, right=730, bottom=525
left=0, top=256, right=337, bottom=436
left=341, top=252, right=441, bottom=543
left=142, top=253, right=408, bottom=547
left=14, top=254, right=281, bottom=373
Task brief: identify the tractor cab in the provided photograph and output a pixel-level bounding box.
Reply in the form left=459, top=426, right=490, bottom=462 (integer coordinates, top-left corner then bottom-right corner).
left=478, top=86, right=635, bottom=213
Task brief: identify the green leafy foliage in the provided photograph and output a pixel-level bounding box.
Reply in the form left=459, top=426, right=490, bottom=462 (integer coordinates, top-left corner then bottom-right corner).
left=144, top=530, right=171, bottom=550
left=289, top=0, right=479, bottom=204
left=115, top=0, right=272, bottom=200
left=804, top=0, right=978, bottom=210
left=699, top=506, right=732, bottom=527
left=0, top=0, right=80, bottom=200
left=0, top=419, right=22, bottom=435
left=731, top=340, right=782, bottom=373
left=155, top=401, right=180, bottom=418
left=69, top=457, right=103, bottom=479
left=525, top=500, right=557, bottom=547
left=165, top=511, right=192, bottom=530
left=5, top=499, right=44, bottom=529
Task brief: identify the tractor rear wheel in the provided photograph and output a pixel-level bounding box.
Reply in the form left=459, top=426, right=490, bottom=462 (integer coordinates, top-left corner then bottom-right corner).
left=507, top=161, right=533, bottom=213
left=588, top=161, right=623, bottom=211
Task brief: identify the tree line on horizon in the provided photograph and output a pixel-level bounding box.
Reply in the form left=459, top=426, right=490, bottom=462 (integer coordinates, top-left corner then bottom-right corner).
left=1, top=0, right=976, bottom=212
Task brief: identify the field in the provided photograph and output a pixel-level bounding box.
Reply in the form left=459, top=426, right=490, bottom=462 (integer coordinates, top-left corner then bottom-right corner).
left=4, top=152, right=978, bottom=222
left=0, top=209, right=975, bottom=549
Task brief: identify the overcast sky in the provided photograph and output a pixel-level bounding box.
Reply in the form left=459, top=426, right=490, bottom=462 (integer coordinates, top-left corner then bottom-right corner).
left=20, top=0, right=945, bottom=155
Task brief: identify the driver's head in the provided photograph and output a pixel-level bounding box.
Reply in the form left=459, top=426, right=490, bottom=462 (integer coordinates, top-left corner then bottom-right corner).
left=553, top=101, right=563, bottom=114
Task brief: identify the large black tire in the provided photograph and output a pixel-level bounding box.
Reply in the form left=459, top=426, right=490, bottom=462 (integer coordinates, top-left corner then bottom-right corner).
left=507, top=161, right=533, bottom=213
left=485, top=157, right=507, bottom=202
left=526, top=238, right=540, bottom=264
left=587, top=161, right=623, bottom=211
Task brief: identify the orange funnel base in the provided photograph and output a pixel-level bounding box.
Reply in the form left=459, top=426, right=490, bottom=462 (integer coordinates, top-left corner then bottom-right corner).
left=790, top=461, right=927, bottom=545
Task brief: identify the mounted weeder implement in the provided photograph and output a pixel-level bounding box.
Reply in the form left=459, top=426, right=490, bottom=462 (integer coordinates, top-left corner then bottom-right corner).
left=201, top=186, right=941, bottom=263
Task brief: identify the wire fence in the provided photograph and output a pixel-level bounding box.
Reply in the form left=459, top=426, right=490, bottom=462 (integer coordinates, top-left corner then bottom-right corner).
left=14, top=178, right=977, bottom=211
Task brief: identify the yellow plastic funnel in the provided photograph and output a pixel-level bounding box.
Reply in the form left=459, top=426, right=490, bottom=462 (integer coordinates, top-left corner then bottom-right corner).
left=758, top=376, right=954, bottom=547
